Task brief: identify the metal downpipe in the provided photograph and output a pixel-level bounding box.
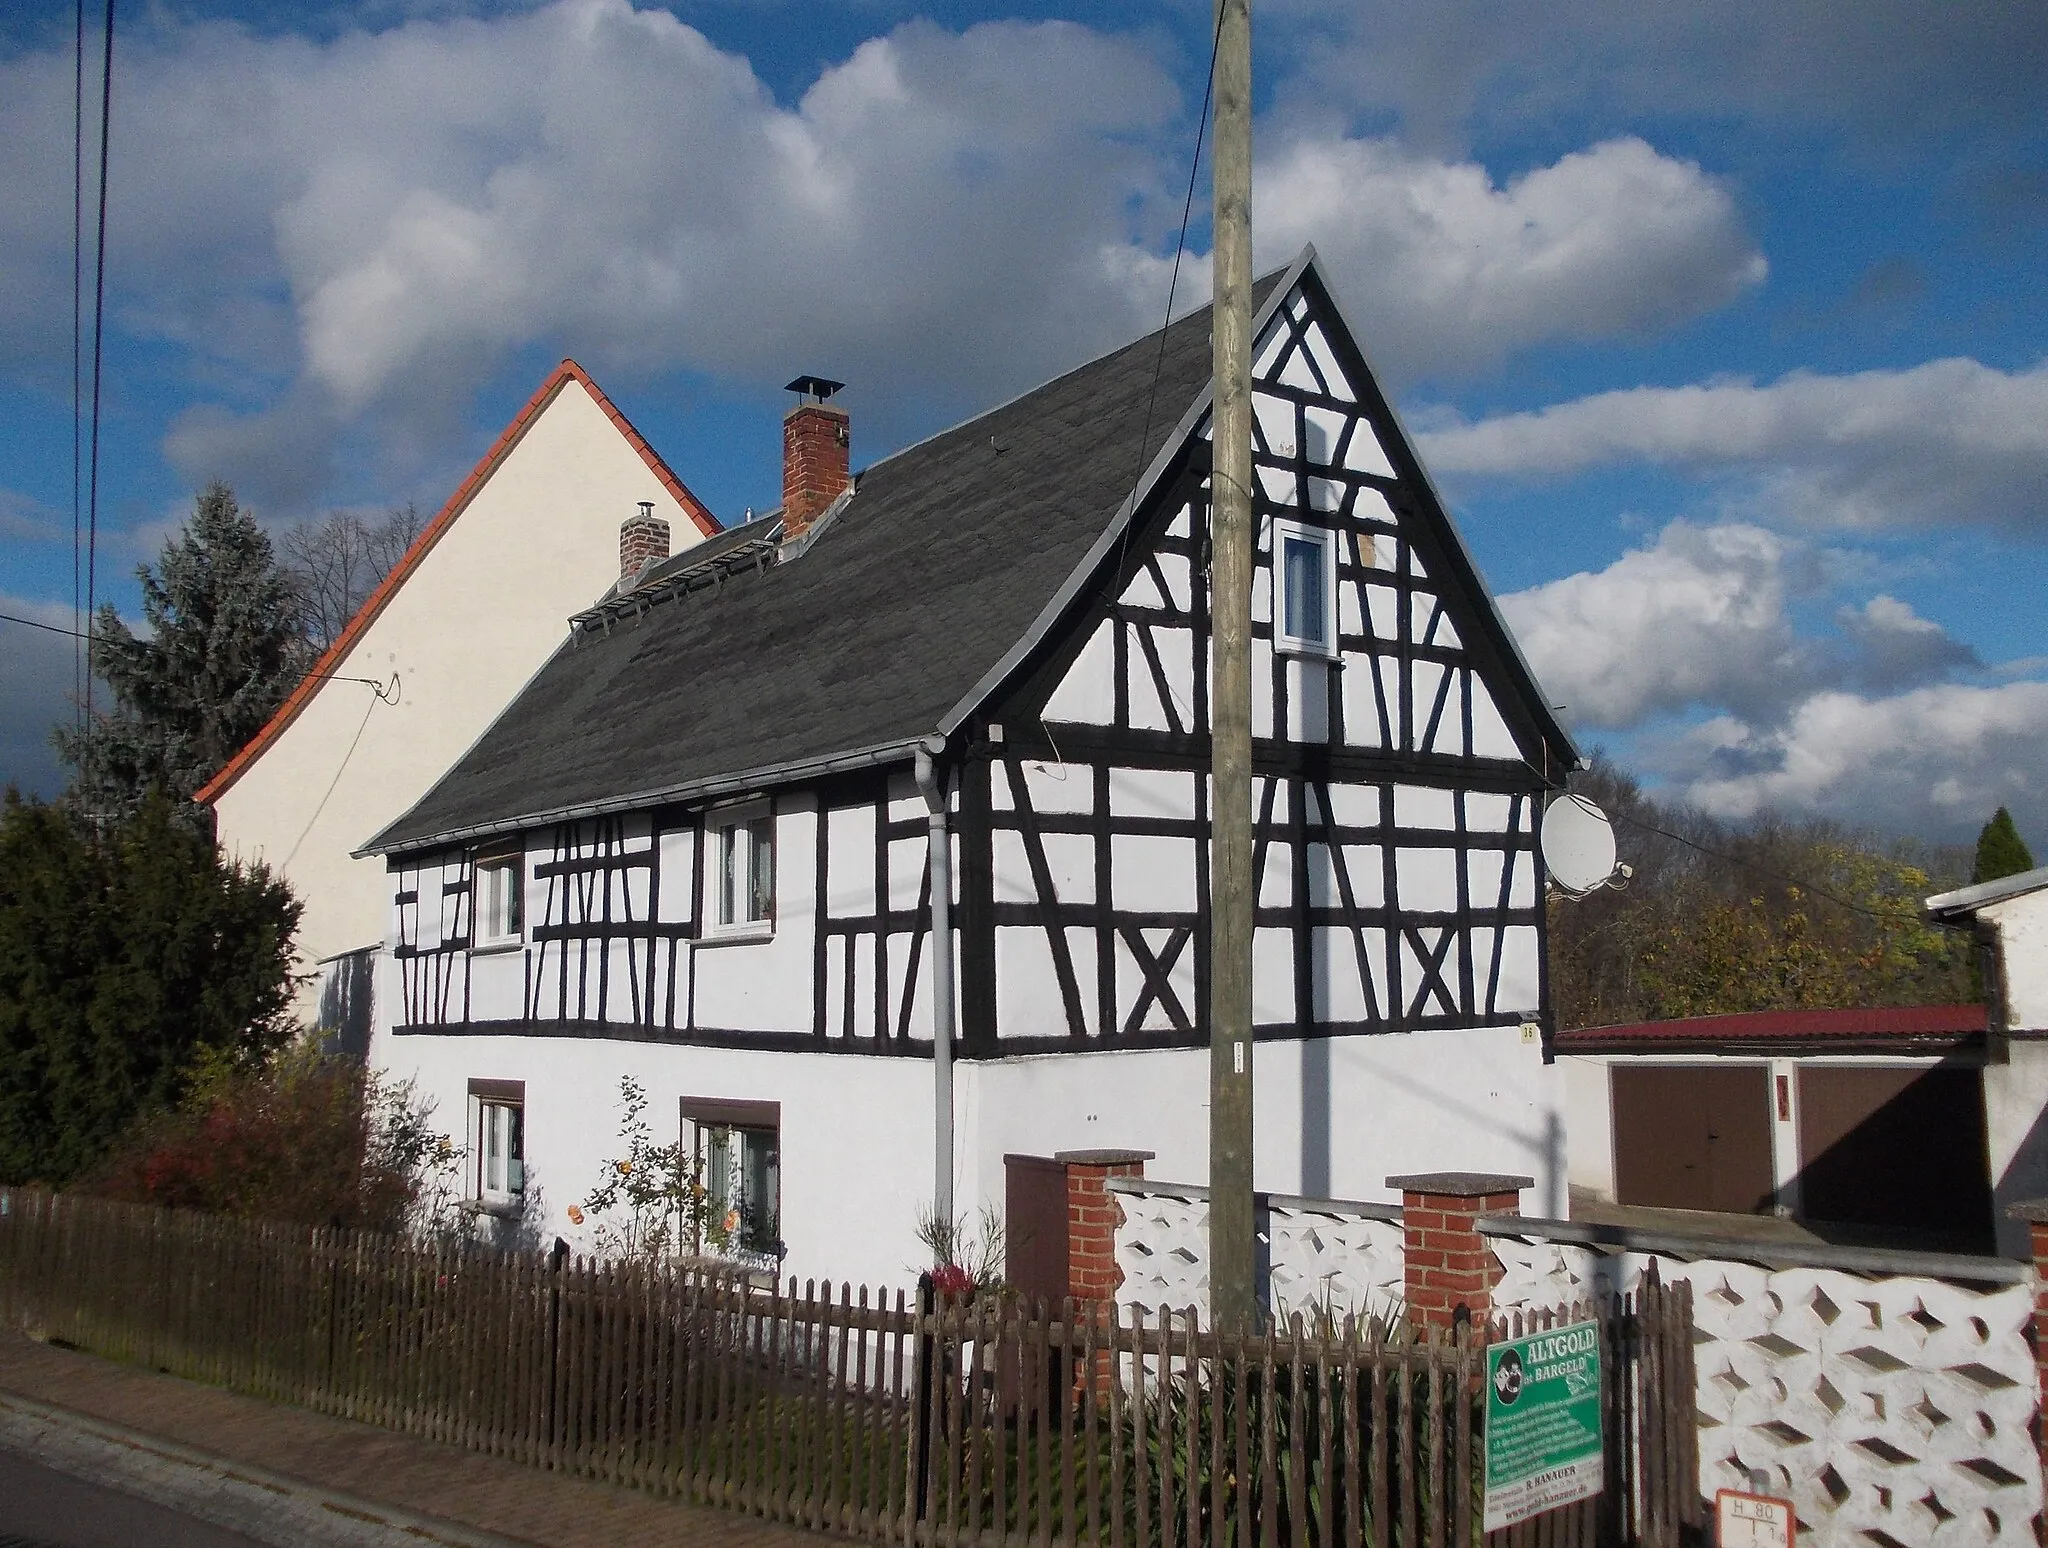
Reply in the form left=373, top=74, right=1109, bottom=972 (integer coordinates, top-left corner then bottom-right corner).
left=913, top=741, right=958, bottom=1233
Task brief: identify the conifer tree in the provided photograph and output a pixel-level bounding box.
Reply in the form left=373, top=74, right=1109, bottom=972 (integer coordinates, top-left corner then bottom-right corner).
left=54, top=483, right=308, bottom=821
left=0, top=791, right=300, bottom=1184
left=1973, top=807, right=2036, bottom=885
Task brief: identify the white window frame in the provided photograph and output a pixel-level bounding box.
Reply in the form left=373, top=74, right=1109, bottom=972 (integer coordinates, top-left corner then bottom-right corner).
left=1273, top=517, right=1339, bottom=658
left=703, top=800, right=775, bottom=940
left=472, top=1094, right=525, bottom=1204
left=687, top=1113, right=782, bottom=1268
left=472, top=852, right=524, bottom=950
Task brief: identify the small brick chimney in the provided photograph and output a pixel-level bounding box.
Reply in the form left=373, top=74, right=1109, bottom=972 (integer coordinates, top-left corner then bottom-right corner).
left=782, top=374, right=849, bottom=542
left=619, top=501, right=670, bottom=585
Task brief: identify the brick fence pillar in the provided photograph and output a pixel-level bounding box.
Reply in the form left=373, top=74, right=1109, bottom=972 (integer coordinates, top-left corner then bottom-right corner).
left=2007, top=1199, right=2048, bottom=1482
left=1055, top=1149, right=1153, bottom=1310
left=1387, top=1171, right=1532, bottom=1335
left=1054, top=1149, right=1152, bottom=1394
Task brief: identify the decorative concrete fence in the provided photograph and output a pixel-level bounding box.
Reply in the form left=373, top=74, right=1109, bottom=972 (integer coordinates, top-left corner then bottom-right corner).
left=1078, top=1153, right=2048, bottom=1546
left=1488, top=1220, right=2038, bottom=1548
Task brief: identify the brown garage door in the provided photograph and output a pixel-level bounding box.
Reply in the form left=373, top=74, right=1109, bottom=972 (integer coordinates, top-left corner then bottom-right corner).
left=1797, top=1066, right=1992, bottom=1249
left=1612, top=1065, right=1775, bottom=1215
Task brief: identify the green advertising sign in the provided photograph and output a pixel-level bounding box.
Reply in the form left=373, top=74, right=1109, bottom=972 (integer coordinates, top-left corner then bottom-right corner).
left=1483, top=1319, right=1604, bottom=1532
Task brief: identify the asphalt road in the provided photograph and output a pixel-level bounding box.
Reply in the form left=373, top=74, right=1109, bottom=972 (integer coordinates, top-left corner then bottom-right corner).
left=0, top=1449, right=269, bottom=1548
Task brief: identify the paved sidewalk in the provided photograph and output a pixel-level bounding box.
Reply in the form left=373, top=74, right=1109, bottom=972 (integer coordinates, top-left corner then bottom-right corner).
left=0, top=1331, right=835, bottom=1548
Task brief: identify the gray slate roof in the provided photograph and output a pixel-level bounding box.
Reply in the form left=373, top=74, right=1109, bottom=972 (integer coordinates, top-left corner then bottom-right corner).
left=367, top=274, right=1286, bottom=855
left=1925, top=864, right=2048, bottom=917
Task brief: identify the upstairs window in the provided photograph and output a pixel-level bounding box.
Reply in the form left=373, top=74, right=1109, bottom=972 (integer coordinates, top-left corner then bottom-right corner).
left=1274, top=518, right=1337, bottom=657
left=707, top=802, right=774, bottom=937
left=473, top=850, right=524, bottom=948
left=470, top=1078, right=525, bottom=1204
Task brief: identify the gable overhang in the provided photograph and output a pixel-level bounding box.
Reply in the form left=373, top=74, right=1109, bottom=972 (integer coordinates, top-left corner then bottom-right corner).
left=194, top=361, right=721, bottom=808
left=933, top=244, right=1580, bottom=776
left=1926, top=864, right=2048, bottom=920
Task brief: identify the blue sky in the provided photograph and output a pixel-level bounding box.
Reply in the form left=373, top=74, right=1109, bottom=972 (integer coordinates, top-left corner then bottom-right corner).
left=1, top=0, right=2043, bottom=844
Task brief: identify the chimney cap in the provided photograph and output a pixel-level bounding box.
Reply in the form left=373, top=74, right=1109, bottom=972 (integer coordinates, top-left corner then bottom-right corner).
left=785, top=374, right=845, bottom=404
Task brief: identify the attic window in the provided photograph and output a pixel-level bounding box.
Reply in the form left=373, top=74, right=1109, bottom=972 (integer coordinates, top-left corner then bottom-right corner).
left=473, top=848, right=524, bottom=949
left=1274, top=518, right=1337, bottom=657
left=705, top=801, right=774, bottom=938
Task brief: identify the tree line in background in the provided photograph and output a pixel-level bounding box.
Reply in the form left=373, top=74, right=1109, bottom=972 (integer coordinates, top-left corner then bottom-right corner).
left=1547, top=758, right=2034, bottom=1029
left=2, top=481, right=2040, bottom=1220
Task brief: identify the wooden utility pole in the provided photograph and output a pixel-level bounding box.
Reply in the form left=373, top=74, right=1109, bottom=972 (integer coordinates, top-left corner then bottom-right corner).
left=1207, top=0, right=1258, bottom=1334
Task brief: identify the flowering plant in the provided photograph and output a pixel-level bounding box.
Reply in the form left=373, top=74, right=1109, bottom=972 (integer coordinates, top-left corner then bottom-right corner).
left=579, top=1076, right=718, bottom=1263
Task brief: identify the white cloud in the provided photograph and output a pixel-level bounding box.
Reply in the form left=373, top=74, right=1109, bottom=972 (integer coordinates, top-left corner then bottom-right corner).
left=1656, top=681, right=2048, bottom=840
left=0, top=1, right=1769, bottom=514
left=1501, top=519, right=1985, bottom=727
left=1257, top=136, right=1765, bottom=379
left=1500, top=522, right=1819, bottom=728
left=1419, top=358, right=2048, bottom=536
left=1832, top=594, right=1981, bottom=692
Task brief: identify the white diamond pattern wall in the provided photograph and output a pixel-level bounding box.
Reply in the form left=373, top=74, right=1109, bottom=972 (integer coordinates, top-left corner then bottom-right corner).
left=1265, top=1203, right=1406, bottom=1326
left=1490, top=1234, right=2042, bottom=1546
left=1112, top=1185, right=1405, bottom=1327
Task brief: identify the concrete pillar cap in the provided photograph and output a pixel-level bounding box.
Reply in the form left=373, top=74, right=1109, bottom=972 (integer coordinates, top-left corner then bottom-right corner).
left=1054, top=1149, right=1156, bottom=1167
left=1387, top=1172, right=1533, bottom=1197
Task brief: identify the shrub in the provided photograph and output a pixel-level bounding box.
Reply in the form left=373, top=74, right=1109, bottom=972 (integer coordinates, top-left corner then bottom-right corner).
left=83, top=1046, right=459, bottom=1235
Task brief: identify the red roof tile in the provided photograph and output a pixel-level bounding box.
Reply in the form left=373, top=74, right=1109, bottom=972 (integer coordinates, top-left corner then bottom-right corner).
left=1556, top=1004, right=1987, bottom=1050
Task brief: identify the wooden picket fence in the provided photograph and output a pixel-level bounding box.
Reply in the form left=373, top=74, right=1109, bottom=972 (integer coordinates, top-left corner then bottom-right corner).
left=0, top=1188, right=1699, bottom=1546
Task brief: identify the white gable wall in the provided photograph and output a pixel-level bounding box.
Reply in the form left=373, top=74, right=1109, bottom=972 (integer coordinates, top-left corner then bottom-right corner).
left=1978, top=887, right=2048, bottom=1252
left=213, top=378, right=709, bottom=1021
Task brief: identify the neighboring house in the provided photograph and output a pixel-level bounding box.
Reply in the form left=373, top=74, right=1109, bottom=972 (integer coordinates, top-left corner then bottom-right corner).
left=1928, top=864, right=2048, bottom=1254
left=1557, top=1005, right=1999, bottom=1253
left=359, top=247, right=1580, bottom=1286
left=198, top=362, right=720, bottom=1050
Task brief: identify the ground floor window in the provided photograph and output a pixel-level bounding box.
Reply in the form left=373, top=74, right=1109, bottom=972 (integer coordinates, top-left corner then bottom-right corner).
left=682, top=1097, right=781, bottom=1268
left=469, top=1077, right=525, bottom=1204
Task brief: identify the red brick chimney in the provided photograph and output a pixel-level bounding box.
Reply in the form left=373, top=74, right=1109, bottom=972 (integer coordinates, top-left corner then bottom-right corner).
left=619, top=501, right=669, bottom=585
left=782, top=375, right=849, bottom=542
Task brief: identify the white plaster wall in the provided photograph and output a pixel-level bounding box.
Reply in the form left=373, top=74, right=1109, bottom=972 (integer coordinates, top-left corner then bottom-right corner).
left=369, top=1026, right=936, bottom=1291
left=1984, top=1039, right=2048, bottom=1256
left=693, top=799, right=820, bottom=1034
left=213, top=378, right=709, bottom=1020
left=1986, top=889, right=2048, bottom=1032
left=957, top=1024, right=1564, bottom=1220
left=1558, top=1054, right=1615, bottom=1203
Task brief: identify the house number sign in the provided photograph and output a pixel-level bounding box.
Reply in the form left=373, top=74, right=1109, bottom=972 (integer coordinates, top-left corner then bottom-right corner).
left=1482, top=1319, right=1604, bottom=1532
left=1714, top=1489, right=1794, bottom=1547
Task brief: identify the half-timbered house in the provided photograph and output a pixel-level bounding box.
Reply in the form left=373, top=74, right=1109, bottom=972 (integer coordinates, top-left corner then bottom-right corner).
left=362, top=247, right=1580, bottom=1286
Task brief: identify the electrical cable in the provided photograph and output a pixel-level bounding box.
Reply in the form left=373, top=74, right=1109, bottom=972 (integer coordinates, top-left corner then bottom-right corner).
left=1, top=610, right=400, bottom=703
left=1114, top=7, right=1228, bottom=597
left=71, top=0, right=86, bottom=727
left=83, top=0, right=115, bottom=724
left=1599, top=804, right=1925, bottom=923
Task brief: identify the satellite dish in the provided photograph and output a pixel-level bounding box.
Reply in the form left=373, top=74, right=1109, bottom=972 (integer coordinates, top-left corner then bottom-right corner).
left=1542, top=793, right=1618, bottom=897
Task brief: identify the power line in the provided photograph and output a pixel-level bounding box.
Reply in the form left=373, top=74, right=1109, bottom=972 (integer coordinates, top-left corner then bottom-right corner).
left=0, top=611, right=401, bottom=703
left=72, top=0, right=86, bottom=727
left=84, top=0, right=115, bottom=724
left=1604, top=805, right=1922, bottom=923
left=1115, top=7, right=1227, bottom=591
